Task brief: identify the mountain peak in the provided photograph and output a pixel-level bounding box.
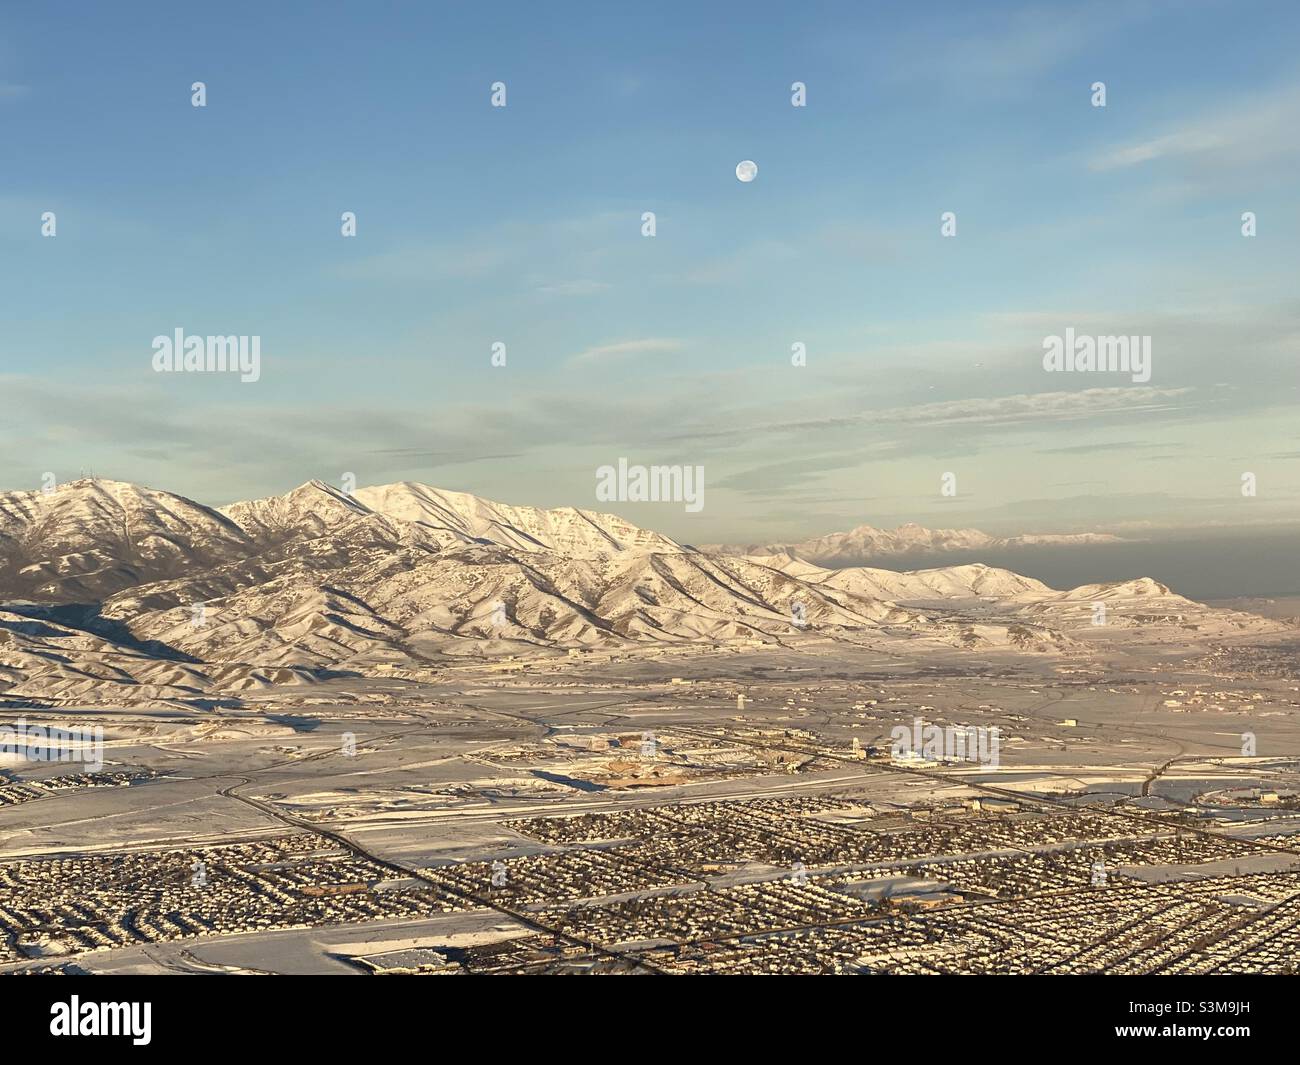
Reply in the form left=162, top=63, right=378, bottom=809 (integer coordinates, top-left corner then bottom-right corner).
left=293, top=479, right=371, bottom=511
left=0, top=475, right=1267, bottom=705
left=0, top=477, right=251, bottom=602
left=349, top=481, right=686, bottom=556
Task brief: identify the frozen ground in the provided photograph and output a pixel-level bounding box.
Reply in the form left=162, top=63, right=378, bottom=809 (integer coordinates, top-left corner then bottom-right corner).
left=3, top=633, right=1299, bottom=974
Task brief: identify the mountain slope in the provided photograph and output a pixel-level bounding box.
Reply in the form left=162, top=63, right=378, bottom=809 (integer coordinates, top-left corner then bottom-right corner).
left=0, top=477, right=1274, bottom=704
left=350, top=481, right=687, bottom=556
left=0, top=479, right=254, bottom=602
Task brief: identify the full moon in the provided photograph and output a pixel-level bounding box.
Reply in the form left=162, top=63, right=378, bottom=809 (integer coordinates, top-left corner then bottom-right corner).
left=735, top=160, right=758, bottom=182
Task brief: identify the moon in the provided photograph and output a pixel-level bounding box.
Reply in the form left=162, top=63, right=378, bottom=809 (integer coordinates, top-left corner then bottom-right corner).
left=735, top=160, right=758, bottom=183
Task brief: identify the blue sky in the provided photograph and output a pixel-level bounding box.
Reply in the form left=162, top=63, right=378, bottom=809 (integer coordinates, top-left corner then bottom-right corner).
left=2, top=0, right=1298, bottom=541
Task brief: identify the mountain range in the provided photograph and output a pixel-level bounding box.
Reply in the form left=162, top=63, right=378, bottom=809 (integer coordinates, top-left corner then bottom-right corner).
left=703, top=523, right=1128, bottom=568
left=0, top=478, right=1274, bottom=705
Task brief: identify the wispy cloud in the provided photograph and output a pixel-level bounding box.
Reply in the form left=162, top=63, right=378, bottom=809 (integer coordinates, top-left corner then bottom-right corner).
left=1090, top=82, right=1300, bottom=178
left=535, top=279, right=612, bottom=297
left=333, top=242, right=508, bottom=283
left=867, top=387, right=1197, bottom=428
left=332, top=212, right=626, bottom=285
left=569, top=337, right=684, bottom=365
left=871, top=1, right=1160, bottom=93
left=675, top=239, right=799, bottom=286
left=664, top=387, right=1200, bottom=447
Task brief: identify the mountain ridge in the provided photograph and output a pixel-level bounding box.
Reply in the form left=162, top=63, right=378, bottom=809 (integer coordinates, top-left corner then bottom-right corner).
left=0, top=477, right=1272, bottom=705
left=704, top=520, right=1129, bottom=567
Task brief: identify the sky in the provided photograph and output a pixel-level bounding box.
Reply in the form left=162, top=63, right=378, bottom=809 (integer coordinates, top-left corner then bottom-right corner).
left=1, top=0, right=1298, bottom=543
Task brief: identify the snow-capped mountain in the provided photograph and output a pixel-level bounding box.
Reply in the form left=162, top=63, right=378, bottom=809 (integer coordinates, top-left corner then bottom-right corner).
left=0, top=478, right=253, bottom=602
left=704, top=521, right=1127, bottom=567
left=219, top=479, right=686, bottom=557
left=349, top=481, right=687, bottom=556
left=0, top=478, right=1269, bottom=705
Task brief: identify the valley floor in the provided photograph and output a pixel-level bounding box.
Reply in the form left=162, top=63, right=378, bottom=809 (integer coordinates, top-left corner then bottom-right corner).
left=3, top=641, right=1300, bottom=975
